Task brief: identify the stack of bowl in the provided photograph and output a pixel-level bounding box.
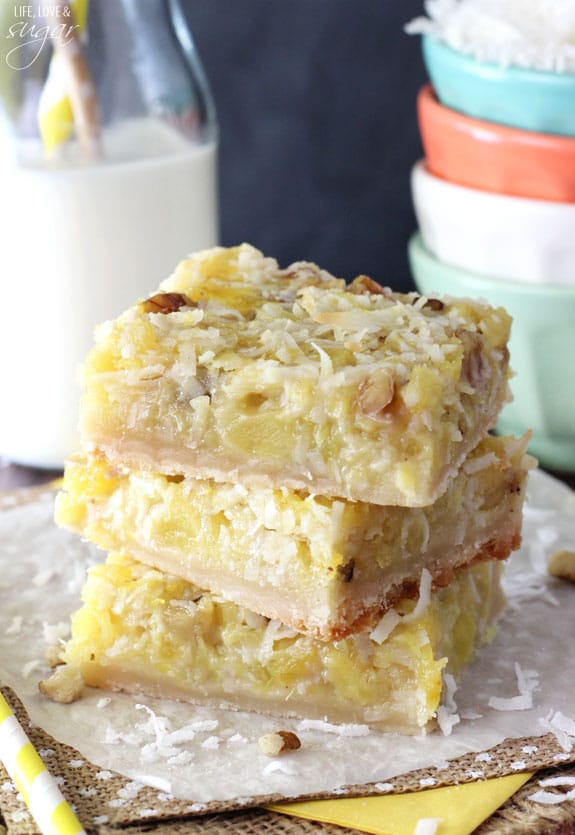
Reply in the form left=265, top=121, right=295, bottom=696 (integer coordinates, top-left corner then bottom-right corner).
left=408, top=34, right=575, bottom=472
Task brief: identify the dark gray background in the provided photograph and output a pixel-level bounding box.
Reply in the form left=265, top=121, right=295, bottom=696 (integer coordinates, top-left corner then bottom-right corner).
left=182, top=0, right=427, bottom=291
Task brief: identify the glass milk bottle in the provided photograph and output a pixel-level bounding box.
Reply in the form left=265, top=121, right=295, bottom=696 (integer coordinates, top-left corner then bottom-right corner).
left=0, top=0, right=219, bottom=468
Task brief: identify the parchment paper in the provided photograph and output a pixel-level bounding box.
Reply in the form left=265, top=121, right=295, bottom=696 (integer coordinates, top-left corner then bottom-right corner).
left=0, top=470, right=574, bottom=805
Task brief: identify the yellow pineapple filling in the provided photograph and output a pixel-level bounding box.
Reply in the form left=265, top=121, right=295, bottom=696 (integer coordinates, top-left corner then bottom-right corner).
left=56, top=434, right=529, bottom=639
left=79, top=244, right=511, bottom=506
left=63, top=554, right=504, bottom=733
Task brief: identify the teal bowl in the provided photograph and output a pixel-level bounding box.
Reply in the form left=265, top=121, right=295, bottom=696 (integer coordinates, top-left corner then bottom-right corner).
left=408, top=232, right=575, bottom=472
left=422, top=35, right=575, bottom=137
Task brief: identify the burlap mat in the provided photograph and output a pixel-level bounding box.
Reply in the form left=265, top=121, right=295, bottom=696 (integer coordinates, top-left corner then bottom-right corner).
left=2, top=686, right=575, bottom=835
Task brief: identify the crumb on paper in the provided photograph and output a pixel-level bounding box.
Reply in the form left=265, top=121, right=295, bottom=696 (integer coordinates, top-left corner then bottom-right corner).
left=38, top=665, right=84, bottom=703
left=548, top=550, right=575, bottom=583
left=258, top=730, right=301, bottom=757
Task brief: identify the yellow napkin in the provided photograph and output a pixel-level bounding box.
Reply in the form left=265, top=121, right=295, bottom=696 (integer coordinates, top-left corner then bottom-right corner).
left=268, top=772, right=532, bottom=835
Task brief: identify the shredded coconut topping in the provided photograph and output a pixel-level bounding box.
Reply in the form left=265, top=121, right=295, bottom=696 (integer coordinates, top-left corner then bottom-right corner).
left=406, top=0, right=575, bottom=72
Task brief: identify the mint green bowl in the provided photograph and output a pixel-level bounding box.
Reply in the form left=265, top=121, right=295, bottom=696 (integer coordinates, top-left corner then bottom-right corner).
left=408, top=232, right=575, bottom=472
left=423, top=35, right=575, bottom=137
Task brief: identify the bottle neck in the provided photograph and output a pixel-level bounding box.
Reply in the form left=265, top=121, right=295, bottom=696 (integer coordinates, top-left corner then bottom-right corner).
left=0, top=0, right=217, bottom=165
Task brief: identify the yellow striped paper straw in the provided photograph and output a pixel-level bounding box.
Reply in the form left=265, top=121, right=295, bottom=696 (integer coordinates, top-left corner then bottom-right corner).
left=0, top=692, right=86, bottom=835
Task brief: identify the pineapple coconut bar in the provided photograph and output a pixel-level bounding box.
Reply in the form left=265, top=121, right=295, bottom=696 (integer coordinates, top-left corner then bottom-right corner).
left=53, top=244, right=531, bottom=733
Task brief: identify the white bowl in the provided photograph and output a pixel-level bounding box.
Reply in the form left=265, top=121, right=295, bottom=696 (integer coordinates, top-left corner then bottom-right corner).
left=411, top=160, right=575, bottom=286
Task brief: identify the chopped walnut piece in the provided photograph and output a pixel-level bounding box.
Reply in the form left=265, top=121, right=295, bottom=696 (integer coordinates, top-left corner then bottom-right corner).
left=140, top=292, right=193, bottom=314
left=348, top=275, right=389, bottom=295
left=548, top=550, right=575, bottom=583
left=39, top=665, right=84, bottom=704
left=258, top=730, right=301, bottom=757
left=337, top=559, right=355, bottom=583
left=358, top=369, right=395, bottom=421
left=423, top=298, right=444, bottom=312
left=457, top=330, right=489, bottom=390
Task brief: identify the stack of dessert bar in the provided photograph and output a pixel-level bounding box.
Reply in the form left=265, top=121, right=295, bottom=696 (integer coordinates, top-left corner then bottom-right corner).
left=55, top=244, right=531, bottom=733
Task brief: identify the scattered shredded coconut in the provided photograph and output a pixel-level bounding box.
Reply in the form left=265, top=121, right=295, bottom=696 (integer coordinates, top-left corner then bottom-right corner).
left=227, top=733, right=248, bottom=744
left=510, top=760, right=527, bottom=771
left=374, top=782, right=394, bottom=791
left=93, top=815, right=109, bottom=825
left=466, top=769, right=484, bottom=779
left=263, top=759, right=298, bottom=777
left=460, top=710, right=483, bottom=721
left=39, top=748, right=55, bottom=759
left=539, top=710, right=575, bottom=752
left=21, top=659, right=43, bottom=678
left=437, top=673, right=460, bottom=736
left=68, top=759, right=85, bottom=769
left=296, top=719, right=371, bottom=736
left=522, top=745, right=538, bottom=754
left=6, top=615, right=23, bottom=635
left=488, top=663, right=538, bottom=711
left=96, top=770, right=114, bottom=781
left=475, top=752, right=492, bottom=762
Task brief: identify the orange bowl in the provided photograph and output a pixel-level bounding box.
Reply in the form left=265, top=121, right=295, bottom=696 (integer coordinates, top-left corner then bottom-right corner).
left=417, top=83, right=575, bottom=203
